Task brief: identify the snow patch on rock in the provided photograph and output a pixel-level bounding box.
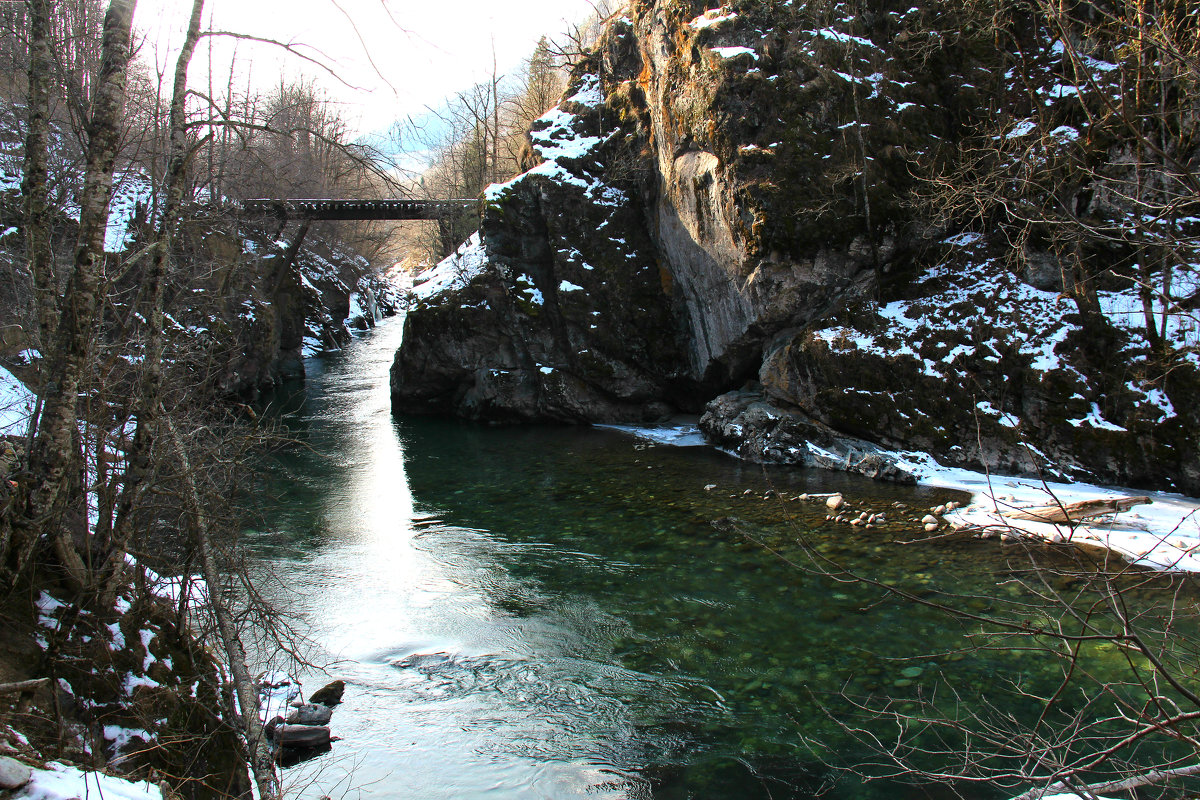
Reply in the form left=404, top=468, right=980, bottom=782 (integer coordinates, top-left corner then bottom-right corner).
left=409, top=233, right=489, bottom=302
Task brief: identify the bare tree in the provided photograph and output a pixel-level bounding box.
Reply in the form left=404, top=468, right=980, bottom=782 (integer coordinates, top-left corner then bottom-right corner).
left=715, top=491, right=1200, bottom=800
left=22, top=0, right=57, bottom=347
left=504, top=36, right=566, bottom=171
left=406, top=33, right=574, bottom=263
left=97, top=0, right=206, bottom=603
left=545, top=0, right=624, bottom=72
left=165, top=415, right=279, bottom=800
left=18, top=0, right=137, bottom=592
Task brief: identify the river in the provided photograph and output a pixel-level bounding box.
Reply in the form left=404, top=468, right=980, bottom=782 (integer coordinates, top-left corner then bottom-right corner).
left=248, top=317, right=1127, bottom=800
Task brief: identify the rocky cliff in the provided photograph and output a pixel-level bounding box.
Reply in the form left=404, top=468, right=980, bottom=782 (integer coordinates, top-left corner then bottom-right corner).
left=391, top=0, right=1200, bottom=494
left=185, top=219, right=400, bottom=396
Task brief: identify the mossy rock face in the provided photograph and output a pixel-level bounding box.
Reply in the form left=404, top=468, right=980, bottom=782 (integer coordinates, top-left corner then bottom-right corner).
left=617, top=0, right=1000, bottom=383
left=748, top=249, right=1199, bottom=492
left=392, top=0, right=1198, bottom=490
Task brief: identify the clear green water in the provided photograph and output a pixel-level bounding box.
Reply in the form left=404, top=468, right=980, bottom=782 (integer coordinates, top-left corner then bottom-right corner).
left=249, top=319, right=1154, bottom=800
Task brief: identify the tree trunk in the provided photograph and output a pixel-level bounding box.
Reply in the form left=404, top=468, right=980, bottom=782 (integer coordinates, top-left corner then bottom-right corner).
left=102, top=0, right=205, bottom=601
left=22, top=0, right=58, bottom=348
left=4, top=0, right=55, bottom=578
left=24, top=0, right=137, bottom=592
left=165, top=417, right=278, bottom=800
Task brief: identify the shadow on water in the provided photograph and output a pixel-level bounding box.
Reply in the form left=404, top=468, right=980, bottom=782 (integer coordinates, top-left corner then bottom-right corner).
left=247, top=321, right=1188, bottom=800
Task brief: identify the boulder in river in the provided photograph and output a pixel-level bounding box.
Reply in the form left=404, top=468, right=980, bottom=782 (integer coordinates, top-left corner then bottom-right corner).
left=271, top=723, right=332, bottom=750
left=307, top=680, right=345, bottom=707
left=285, top=703, right=333, bottom=726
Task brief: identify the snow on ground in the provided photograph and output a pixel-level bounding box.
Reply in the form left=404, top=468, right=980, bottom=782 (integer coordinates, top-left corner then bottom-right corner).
left=811, top=248, right=1194, bottom=426
left=15, top=762, right=163, bottom=800
left=905, top=454, right=1200, bottom=572
left=258, top=671, right=301, bottom=722
left=408, top=232, right=489, bottom=301
left=129, top=555, right=209, bottom=608
left=105, top=171, right=155, bottom=253
left=301, top=333, right=326, bottom=359
left=804, top=243, right=1200, bottom=569
left=565, top=73, right=604, bottom=107
left=1, top=365, right=35, bottom=437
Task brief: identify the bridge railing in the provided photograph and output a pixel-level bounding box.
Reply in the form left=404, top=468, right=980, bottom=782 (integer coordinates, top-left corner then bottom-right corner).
left=240, top=198, right=482, bottom=221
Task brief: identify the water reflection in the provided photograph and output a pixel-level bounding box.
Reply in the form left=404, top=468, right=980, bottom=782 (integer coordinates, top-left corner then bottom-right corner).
left=255, top=321, right=655, bottom=800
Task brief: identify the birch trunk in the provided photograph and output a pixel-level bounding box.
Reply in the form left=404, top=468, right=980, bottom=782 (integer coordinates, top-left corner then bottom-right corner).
left=22, top=0, right=58, bottom=347
left=25, top=0, right=137, bottom=591
left=102, top=0, right=206, bottom=600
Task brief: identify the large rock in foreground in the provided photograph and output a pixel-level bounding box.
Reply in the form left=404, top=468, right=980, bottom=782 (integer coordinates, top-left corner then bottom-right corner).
left=703, top=243, right=1200, bottom=493
left=700, top=389, right=917, bottom=483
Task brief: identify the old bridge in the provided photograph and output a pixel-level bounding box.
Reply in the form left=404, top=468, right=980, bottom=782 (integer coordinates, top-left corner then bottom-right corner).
left=241, top=198, right=481, bottom=221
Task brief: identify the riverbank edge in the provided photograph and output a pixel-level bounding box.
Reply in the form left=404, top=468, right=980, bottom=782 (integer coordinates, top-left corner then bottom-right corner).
left=600, top=421, right=1200, bottom=574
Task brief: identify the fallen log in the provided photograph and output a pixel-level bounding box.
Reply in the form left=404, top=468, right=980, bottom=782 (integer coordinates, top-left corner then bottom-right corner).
left=0, top=678, right=51, bottom=696
left=1001, top=496, right=1152, bottom=525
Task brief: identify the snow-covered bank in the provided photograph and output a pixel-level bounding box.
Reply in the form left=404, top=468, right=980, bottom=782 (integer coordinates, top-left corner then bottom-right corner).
left=596, top=421, right=708, bottom=447
left=14, top=762, right=163, bottom=800
left=903, top=453, right=1200, bottom=572
left=606, top=422, right=1200, bottom=573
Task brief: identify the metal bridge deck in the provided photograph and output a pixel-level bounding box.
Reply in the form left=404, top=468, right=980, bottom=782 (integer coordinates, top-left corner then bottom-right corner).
left=241, top=198, right=480, bottom=221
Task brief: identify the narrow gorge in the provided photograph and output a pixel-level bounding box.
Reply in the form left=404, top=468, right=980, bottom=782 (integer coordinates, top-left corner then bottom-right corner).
left=3, top=1, right=1200, bottom=799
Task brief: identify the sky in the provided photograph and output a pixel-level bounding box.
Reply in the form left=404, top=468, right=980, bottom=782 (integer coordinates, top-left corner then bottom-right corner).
left=132, top=0, right=599, bottom=141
